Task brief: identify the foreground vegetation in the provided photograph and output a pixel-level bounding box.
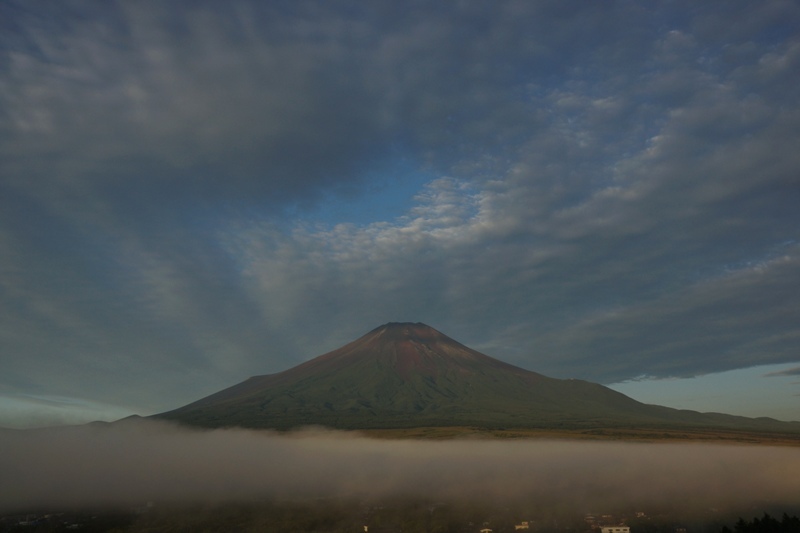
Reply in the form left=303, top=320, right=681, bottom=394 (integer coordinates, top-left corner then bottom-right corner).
left=719, top=513, right=800, bottom=533
left=2, top=500, right=798, bottom=533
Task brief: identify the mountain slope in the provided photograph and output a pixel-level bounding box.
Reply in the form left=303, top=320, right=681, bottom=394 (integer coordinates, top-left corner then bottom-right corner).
left=154, top=323, right=800, bottom=433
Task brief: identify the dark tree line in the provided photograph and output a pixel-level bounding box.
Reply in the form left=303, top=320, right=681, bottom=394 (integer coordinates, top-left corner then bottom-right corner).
left=720, top=513, right=800, bottom=533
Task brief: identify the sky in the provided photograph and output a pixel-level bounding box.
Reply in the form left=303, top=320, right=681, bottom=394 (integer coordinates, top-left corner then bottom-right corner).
left=1, top=0, right=799, bottom=428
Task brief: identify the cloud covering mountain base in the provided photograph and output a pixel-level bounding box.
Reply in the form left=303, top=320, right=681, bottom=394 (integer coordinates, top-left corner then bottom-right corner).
left=2, top=420, right=799, bottom=514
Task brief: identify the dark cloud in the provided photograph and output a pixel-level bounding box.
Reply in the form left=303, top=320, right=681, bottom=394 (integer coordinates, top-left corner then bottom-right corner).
left=2, top=421, right=800, bottom=513
left=0, top=0, right=799, bottom=425
left=1, top=2, right=393, bottom=206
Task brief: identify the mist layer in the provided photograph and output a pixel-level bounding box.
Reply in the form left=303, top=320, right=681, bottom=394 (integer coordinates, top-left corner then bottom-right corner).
left=1, top=420, right=798, bottom=512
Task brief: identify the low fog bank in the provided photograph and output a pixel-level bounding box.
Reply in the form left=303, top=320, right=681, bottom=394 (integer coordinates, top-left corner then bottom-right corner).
left=2, top=420, right=799, bottom=513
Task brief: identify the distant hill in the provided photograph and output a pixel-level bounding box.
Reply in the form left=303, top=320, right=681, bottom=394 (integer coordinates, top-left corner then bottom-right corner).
left=154, top=323, right=800, bottom=436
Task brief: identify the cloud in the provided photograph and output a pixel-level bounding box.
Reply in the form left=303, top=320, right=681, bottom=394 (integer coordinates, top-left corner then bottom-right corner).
left=766, top=366, right=800, bottom=378
left=2, top=420, right=800, bottom=514
left=520, top=248, right=800, bottom=381
left=1, top=2, right=398, bottom=204
left=0, top=394, right=134, bottom=430
left=1, top=0, right=800, bottom=423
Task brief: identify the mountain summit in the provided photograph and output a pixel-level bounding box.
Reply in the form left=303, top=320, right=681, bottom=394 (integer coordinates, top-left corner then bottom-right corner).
left=155, top=323, right=799, bottom=434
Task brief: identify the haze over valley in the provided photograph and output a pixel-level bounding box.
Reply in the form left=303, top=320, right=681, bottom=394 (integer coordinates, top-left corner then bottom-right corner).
left=3, top=421, right=800, bottom=520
